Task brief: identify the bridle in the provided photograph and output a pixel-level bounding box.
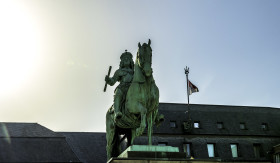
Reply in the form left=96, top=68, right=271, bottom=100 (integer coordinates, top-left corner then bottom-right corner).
left=137, top=45, right=152, bottom=69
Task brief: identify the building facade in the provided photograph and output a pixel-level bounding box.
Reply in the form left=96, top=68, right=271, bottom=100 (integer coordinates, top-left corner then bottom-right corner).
left=0, top=103, right=279, bottom=162
left=133, top=103, right=280, bottom=162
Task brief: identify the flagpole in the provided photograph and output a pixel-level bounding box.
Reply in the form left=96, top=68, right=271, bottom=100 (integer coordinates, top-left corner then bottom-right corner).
left=185, top=66, right=190, bottom=119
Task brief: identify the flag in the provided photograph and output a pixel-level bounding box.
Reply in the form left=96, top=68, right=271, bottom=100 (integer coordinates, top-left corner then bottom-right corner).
left=188, top=80, right=199, bottom=95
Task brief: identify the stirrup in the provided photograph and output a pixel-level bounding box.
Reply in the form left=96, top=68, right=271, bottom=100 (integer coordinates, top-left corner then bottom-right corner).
left=114, top=112, right=123, bottom=120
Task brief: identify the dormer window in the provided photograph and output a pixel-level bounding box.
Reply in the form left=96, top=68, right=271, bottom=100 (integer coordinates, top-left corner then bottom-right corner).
left=170, top=121, right=176, bottom=128
left=261, top=123, right=268, bottom=130
left=194, top=122, right=200, bottom=129
left=240, top=123, right=246, bottom=130
left=217, top=122, right=224, bottom=129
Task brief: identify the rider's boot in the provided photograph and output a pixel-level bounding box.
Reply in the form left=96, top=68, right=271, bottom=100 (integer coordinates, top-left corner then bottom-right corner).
left=114, top=96, right=123, bottom=120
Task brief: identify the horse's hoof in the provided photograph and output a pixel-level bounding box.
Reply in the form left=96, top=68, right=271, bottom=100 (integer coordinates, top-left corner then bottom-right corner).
left=136, top=128, right=140, bottom=136
left=136, top=126, right=145, bottom=136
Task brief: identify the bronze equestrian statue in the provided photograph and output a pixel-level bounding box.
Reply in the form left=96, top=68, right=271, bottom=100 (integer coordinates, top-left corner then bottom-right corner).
left=105, top=40, right=164, bottom=160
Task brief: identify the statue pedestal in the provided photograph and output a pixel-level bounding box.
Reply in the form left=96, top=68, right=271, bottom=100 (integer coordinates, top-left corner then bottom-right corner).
left=108, top=145, right=187, bottom=163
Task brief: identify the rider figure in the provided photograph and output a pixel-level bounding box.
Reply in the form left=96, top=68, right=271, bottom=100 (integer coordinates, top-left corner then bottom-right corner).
left=105, top=50, right=134, bottom=120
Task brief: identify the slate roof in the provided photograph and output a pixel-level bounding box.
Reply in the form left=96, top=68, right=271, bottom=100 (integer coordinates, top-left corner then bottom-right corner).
left=60, top=132, right=107, bottom=163
left=155, top=103, right=280, bottom=136
left=0, top=123, right=80, bottom=163
left=0, top=122, right=62, bottom=137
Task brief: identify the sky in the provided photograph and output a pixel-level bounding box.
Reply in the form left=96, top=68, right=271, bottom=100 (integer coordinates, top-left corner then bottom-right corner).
left=0, top=0, right=279, bottom=132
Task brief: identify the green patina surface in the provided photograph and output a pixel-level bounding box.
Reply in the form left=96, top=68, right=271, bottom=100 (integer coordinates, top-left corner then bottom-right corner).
left=126, top=145, right=179, bottom=152
left=118, top=145, right=180, bottom=159
left=105, top=40, right=164, bottom=160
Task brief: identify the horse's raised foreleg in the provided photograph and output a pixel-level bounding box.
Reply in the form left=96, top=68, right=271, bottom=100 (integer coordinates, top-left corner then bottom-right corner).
left=136, top=103, right=147, bottom=137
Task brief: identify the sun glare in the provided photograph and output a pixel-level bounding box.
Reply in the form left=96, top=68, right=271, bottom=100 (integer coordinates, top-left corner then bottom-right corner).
left=0, top=1, right=42, bottom=98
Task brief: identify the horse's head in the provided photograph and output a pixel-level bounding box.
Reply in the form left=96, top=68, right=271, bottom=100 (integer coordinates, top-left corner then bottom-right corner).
left=137, top=39, right=152, bottom=77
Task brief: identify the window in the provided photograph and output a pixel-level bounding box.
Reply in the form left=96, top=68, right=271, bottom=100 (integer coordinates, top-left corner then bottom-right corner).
left=158, top=142, right=167, bottom=146
left=194, top=122, right=200, bottom=128
left=240, top=123, right=246, bottom=130
left=207, top=144, right=215, bottom=157
left=261, top=123, right=268, bottom=130
left=217, top=122, right=224, bottom=129
left=274, top=153, right=280, bottom=163
left=253, top=144, right=261, bottom=158
left=230, top=144, right=238, bottom=158
left=170, top=121, right=176, bottom=128
left=183, top=143, right=191, bottom=157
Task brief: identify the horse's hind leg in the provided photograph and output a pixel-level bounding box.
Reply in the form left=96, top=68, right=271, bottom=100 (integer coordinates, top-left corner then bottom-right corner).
left=106, top=111, right=115, bottom=160
left=130, top=129, right=136, bottom=145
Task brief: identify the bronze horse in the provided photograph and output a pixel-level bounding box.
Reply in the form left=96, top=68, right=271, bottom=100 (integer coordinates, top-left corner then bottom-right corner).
left=106, top=40, right=163, bottom=160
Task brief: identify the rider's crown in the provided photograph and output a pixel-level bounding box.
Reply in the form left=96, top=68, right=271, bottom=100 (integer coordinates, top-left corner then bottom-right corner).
left=120, top=50, right=133, bottom=60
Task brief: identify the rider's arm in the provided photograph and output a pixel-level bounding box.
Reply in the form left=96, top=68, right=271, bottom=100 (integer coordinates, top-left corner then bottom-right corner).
left=106, top=69, right=120, bottom=86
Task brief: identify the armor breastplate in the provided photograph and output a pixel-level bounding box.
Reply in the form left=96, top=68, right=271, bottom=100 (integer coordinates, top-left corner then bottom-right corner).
left=119, top=68, right=133, bottom=83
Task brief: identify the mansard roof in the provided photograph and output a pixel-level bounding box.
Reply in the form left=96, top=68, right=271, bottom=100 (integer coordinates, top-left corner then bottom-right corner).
left=155, top=103, right=280, bottom=136
left=0, top=122, right=62, bottom=137
left=61, top=132, right=107, bottom=163
left=0, top=123, right=80, bottom=163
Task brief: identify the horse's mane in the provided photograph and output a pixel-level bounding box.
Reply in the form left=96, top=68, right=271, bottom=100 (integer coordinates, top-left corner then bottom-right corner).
left=132, top=53, right=145, bottom=83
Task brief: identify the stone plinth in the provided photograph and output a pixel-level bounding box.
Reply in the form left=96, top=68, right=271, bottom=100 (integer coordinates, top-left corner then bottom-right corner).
left=108, top=145, right=271, bottom=163
left=109, top=160, right=271, bottom=163
left=108, top=145, right=186, bottom=162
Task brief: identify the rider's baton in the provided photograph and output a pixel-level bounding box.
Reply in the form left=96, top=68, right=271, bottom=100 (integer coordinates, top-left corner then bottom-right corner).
left=104, top=66, right=112, bottom=92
